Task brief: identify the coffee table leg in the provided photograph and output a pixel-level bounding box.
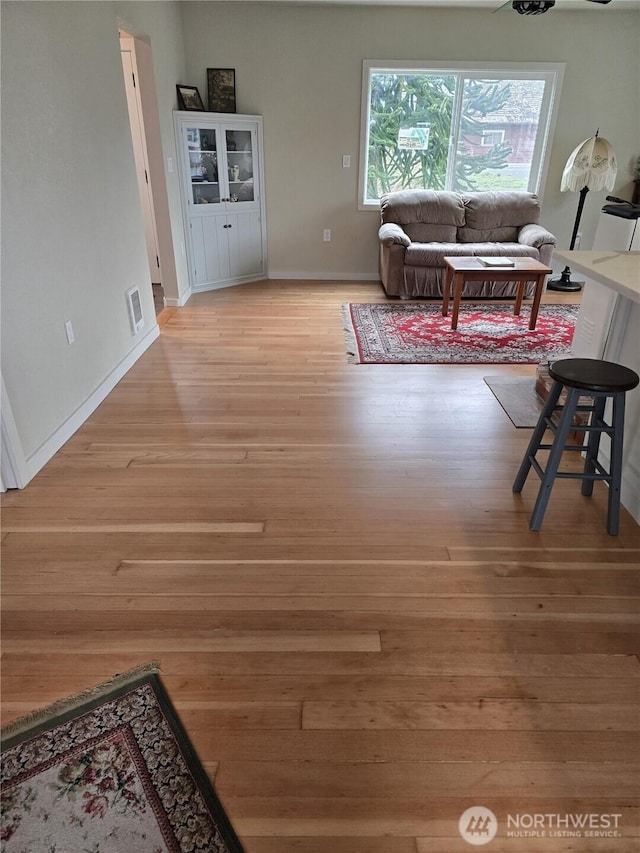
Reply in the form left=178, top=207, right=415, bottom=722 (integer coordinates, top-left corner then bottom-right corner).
left=451, top=273, right=464, bottom=330
left=514, top=280, right=525, bottom=316
left=442, top=267, right=453, bottom=316
left=529, top=273, right=545, bottom=330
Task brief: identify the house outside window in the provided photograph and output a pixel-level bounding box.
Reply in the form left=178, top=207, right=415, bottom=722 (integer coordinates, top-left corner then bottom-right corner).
left=359, top=61, right=564, bottom=208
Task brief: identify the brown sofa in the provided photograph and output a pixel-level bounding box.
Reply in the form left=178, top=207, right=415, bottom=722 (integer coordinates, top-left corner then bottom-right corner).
left=378, top=189, right=556, bottom=299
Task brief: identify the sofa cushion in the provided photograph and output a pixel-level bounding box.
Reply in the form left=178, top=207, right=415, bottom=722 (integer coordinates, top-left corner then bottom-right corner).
left=462, top=191, right=541, bottom=228
left=458, top=225, right=519, bottom=243
left=380, top=190, right=465, bottom=244
left=463, top=241, right=539, bottom=259
left=458, top=191, right=540, bottom=242
left=405, top=242, right=473, bottom=266
left=405, top=241, right=537, bottom=266
left=405, top=223, right=460, bottom=243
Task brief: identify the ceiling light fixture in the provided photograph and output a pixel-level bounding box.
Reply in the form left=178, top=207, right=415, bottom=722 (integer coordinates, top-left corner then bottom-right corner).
left=509, top=0, right=613, bottom=14
left=512, top=1, right=555, bottom=14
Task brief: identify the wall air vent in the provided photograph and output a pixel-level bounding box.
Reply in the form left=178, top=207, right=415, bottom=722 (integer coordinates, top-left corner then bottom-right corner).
left=126, top=286, right=144, bottom=334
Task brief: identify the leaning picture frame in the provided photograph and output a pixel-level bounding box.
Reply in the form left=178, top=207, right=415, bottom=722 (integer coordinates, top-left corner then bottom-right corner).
left=176, top=84, right=205, bottom=111
left=207, top=68, right=236, bottom=114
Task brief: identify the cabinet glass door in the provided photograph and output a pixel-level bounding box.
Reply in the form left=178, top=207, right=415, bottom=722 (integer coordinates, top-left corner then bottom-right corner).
left=224, top=129, right=255, bottom=204
left=187, top=126, right=221, bottom=206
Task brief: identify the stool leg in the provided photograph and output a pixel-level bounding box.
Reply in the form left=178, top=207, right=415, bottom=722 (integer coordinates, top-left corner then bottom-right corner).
left=581, top=395, right=605, bottom=497
left=529, top=388, right=581, bottom=531
left=513, top=380, right=563, bottom=492
left=607, top=392, right=626, bottom=536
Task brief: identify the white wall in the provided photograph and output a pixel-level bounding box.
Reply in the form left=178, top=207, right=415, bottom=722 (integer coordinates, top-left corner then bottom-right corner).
left=180, top=2, right=640, bottom=279
left=0, top=0, right=187, bottom=472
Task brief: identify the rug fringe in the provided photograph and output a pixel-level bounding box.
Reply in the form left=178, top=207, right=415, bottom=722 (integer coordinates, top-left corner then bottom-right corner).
left=1, top=661, right=161, bottom=741
left=341, top=303, right=360, bottom=364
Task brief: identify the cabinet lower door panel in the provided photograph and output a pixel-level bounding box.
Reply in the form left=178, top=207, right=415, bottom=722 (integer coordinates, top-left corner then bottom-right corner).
left=227, top=212, right=263, bottom=279
left=189, top=218, right=224, bottom=285
left=213, top=218, right=232, bottom=282
left=189, top=217, right=228, bottom=285
left=189, top=219, right=208, bottom=286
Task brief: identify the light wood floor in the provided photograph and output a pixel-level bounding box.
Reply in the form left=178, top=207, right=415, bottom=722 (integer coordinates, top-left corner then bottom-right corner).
left=2, top=281, right=639, bottom=852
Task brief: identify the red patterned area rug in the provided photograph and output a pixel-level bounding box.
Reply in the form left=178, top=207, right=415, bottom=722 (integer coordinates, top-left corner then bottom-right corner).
left=1, top=665, right=244, bottom=852
left=343, top=302, right=578, bottom=365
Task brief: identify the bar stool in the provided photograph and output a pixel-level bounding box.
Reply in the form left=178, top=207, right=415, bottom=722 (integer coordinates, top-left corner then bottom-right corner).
left=513, top=358, right=639, bottom=535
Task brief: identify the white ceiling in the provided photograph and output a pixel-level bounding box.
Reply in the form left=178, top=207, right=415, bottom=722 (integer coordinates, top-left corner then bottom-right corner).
left=190, top=0, right=640, bottom=9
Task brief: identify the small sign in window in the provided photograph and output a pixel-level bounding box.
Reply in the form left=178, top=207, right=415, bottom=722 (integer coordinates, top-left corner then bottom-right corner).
left=397, top=125, right=430, bottom=150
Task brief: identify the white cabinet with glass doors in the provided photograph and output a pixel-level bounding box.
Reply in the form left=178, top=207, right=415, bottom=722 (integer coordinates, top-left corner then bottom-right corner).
left=174, top=111, right=266, bottom=291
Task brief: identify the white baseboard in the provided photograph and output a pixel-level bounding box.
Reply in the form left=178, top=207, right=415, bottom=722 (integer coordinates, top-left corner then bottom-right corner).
left=23, top=323, right=160, bottom=485
left=164, top=287, right=192, bottom=307
left=191, top=276, right=262, bottom=294
left=268, top=271, right=380, bottom=282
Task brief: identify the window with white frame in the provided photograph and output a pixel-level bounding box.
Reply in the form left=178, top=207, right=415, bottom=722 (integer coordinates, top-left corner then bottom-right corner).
left=359, top=61, right=564, bottom=207
left=481, top=129, right=506, bottom=147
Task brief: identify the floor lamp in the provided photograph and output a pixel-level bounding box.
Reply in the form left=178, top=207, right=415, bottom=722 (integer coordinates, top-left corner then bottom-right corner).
left=547, top=131, right=618, bottom=292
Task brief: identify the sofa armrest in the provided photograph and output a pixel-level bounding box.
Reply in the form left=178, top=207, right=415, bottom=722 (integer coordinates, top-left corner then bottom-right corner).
left=379, top=222, right=410, bottom=248
left=518, top=223, right=556, bottom=250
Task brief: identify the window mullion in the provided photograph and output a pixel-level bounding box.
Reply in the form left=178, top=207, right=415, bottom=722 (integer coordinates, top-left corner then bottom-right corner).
left=527, top=75, right=554, bottom=193
left=446, top=73, right=465, bottom=191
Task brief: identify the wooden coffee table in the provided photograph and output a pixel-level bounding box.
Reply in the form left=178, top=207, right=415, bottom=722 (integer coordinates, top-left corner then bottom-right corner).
left=442, top=256, right=552, bottom=331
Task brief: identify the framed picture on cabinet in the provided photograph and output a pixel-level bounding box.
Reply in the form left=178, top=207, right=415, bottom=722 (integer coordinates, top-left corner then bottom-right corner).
left=176, top=84, right=205, bottom=111
left=207, top=68, right=236, bottom=113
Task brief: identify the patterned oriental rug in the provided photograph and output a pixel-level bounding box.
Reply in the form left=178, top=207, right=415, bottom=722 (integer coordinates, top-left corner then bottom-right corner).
left=343, top=302, right=578, bottom=365
left=1, top=665, right=244, bottom=853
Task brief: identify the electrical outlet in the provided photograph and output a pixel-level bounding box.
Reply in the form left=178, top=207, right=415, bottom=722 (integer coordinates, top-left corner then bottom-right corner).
left=65, top=320, right=75, bottom=345
left=342, top=155, right=351, bottom=168
left=323, top=229, right=331, bottom=242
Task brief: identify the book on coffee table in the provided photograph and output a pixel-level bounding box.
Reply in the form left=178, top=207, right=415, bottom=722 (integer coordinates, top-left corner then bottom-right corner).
left=477, top=256, right=515, bottom=267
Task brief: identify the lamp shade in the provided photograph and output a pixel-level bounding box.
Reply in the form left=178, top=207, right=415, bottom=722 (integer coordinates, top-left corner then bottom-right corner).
left=560, top=134, right=617, bottom=193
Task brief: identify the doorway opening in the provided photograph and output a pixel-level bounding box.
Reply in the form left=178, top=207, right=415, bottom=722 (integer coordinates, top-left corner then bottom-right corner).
left=120, top=31, right=164, bottom=314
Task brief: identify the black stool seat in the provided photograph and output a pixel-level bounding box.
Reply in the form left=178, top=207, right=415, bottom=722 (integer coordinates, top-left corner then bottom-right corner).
left=549, top=358, right=639, bottom=393
left=513, top=358, right=639, bottom=535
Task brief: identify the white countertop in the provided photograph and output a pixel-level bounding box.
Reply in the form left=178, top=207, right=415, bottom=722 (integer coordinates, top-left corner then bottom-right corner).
left=554, top=250, right=640, bottom=304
